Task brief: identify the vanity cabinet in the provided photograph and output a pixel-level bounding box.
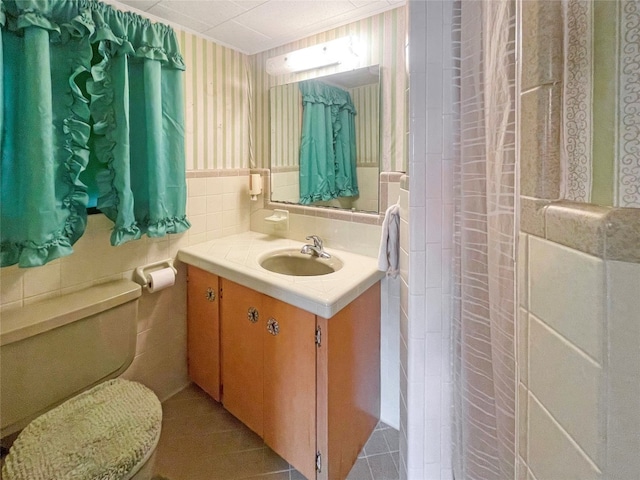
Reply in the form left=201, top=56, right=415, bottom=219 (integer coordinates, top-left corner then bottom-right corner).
left=186, top=265, right=380, bottom=480
left=186, top=266, right=221, bottom=402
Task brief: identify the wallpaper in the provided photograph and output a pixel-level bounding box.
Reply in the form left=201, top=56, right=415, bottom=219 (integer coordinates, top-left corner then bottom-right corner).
left=269, top=82, right=301, bottom=169
left=350, top=83, right=381, bottom=166
left=177, top=30, right=252, bottom=171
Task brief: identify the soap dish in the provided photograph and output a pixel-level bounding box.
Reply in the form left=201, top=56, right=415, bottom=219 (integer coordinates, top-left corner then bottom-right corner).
left=265, top=209, right=289, bottom=230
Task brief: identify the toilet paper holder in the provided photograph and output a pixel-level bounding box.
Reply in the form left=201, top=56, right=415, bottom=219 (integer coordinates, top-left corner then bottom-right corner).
left=133, top=259, right=177, bottom=289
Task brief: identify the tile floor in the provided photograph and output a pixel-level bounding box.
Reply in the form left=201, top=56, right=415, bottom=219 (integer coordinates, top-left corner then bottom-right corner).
left=155, top=383, right=400, bottom=480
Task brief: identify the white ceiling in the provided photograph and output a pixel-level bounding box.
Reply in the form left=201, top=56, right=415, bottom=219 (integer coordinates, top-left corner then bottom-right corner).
left=113, top=0, right=405, bottom=55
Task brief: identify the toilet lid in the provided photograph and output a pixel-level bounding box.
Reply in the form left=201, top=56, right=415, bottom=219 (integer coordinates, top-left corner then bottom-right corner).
left=2, top=379, right=162, bottom=480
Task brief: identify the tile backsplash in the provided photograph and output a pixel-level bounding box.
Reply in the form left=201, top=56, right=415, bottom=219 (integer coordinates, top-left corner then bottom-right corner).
left=186, top=171, right=252, bottom=243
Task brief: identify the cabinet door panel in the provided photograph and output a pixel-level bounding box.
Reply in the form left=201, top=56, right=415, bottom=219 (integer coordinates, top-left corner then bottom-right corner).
left=263, top=297, right=317, bottom=480
left=187, top=266, right=220, bottom=401
left=317, top=282, right=381, bottom=480
left=220, top=279, right=264, bottom=437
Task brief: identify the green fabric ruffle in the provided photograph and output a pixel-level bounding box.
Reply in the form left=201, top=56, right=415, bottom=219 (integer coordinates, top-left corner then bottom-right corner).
left=1, top=0, right=188, bottom=267
left=1, top=2, right=94, bottom=267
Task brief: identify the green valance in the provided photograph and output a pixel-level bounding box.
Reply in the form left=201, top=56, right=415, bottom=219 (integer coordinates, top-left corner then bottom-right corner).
left=1, top=0, right=190, bottom=268
left=2, top=0, right=185, bottom=69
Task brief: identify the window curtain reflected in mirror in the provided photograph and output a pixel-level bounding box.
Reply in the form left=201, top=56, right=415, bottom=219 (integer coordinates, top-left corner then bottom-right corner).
left=0, top=0, right=190, bottom=268
left=298, top=80, right=359, bottom=205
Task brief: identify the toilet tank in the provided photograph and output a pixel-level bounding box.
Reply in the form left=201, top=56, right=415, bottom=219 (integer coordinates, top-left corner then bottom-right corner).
left=0, top=279, right=142, bottom=438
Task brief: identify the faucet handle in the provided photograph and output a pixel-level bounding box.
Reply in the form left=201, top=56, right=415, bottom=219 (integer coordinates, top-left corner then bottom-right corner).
left=306, top=235, right=323, bottom=249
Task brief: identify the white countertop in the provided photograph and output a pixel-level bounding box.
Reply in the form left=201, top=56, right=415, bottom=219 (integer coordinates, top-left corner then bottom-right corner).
left=177, top=232, right=385, bottom=318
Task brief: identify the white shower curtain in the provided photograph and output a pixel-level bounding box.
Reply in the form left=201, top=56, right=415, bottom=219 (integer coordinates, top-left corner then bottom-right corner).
left=451, top=1, right=517, bottom=479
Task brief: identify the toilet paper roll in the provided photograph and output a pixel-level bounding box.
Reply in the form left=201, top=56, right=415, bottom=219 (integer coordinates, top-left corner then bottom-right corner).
left=146, top=268, right=176, bottom=293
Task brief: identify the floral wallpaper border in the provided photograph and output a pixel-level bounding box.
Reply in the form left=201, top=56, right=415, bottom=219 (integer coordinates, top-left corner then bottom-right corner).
left=616, top=0, right=640, bottom=207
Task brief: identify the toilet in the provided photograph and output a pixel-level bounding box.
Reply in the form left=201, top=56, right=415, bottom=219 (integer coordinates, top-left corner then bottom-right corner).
left=0, top=279, right=161, bottom=480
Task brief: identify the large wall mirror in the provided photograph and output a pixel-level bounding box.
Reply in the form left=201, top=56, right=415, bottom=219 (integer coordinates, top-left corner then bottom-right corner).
left=269, top=65, right=381, bottom=213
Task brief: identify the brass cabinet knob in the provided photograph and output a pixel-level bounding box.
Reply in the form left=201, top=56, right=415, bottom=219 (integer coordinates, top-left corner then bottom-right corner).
left=267, top=318, right=279, bottom=336
left=247, top=307, right=259, bottom=323
left=206, top=287, right=216, bottom=302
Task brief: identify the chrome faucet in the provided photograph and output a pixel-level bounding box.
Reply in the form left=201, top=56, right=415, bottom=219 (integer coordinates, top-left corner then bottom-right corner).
left=300, top=235, right=331, bottom=259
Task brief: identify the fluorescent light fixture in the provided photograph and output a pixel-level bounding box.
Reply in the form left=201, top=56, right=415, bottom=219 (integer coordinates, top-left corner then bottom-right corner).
left=266, top=36, right=359, bottom=76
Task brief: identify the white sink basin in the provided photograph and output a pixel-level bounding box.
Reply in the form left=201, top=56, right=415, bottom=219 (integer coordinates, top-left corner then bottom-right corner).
left=259, top=249, right=343, bottom=276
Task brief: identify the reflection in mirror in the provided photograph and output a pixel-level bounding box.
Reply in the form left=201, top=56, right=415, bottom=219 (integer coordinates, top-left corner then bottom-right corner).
left=270, top=65, right=380, bottom=213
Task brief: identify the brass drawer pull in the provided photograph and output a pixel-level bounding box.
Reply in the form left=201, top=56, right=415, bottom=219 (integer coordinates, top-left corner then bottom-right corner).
left=248, top=307, right=259, bottom=323
left=267, top=318, right=279, bottom=336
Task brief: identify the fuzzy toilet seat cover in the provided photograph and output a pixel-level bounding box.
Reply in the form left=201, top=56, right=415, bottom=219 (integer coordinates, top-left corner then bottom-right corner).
left=2, top=379, right=162, bottom=480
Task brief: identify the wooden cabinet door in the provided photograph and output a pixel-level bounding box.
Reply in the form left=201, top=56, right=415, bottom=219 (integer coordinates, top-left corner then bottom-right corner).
left=187, top=266, right=221, bottom=401
left=317, top=282, right=381, bottom=480
left=220, top=279, right=265, bottom=437
left=262, top=296, right=317, bottom=480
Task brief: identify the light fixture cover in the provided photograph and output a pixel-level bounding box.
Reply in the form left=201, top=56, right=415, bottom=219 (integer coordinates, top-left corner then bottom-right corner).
left=266, top=36, right=358, bottom=76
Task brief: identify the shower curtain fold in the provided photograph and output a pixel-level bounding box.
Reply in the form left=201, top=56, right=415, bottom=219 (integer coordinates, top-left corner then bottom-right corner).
left=451, top=1, right=517, bottom=478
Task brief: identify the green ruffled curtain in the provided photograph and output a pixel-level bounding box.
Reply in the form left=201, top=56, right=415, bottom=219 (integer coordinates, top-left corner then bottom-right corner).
left=298, top=80, right=358, bottom=205
left=0, top=0, right=190, bottom=268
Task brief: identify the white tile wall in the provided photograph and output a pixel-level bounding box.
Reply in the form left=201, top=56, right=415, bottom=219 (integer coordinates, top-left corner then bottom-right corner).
left=528, top=394, right=601, bottom=480
left=187, top=174, right=251, bottom=243
left=606, top=260, right=640, bottom=478
left=520, top=235, right=640, bottom=478
left=529, top=236, right=605, bottom=362
left=381, top=274, right=401, bottom=429
left=528, top=314, right=603, bottom=463
left=404, top=1, right=455, bottom=478
left=399, top=181, right=410, bottom=477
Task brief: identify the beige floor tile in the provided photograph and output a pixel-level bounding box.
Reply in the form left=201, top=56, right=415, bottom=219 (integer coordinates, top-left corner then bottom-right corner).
left=346, top=458, right=372, bottom=480
left=363, top=430, right=389, bottom=456
left=205, top=448, right=290, bottom=479
left=367, top=453, right=399, bottom=480
left=160, top=406, right=246, bottom=439
left=382, top=428, right=400, bottom=453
